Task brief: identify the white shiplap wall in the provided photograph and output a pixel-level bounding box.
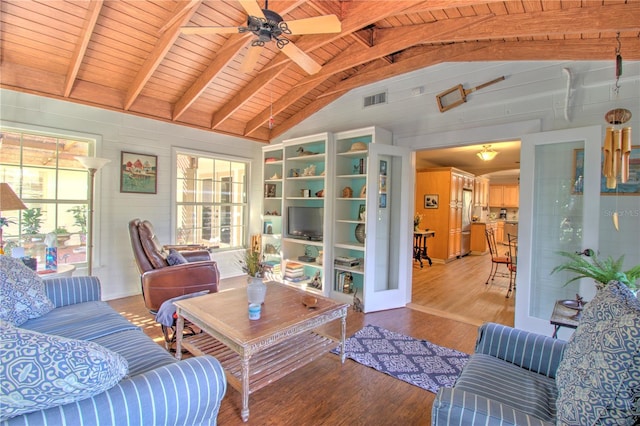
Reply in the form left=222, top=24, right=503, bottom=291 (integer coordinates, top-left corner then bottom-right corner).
left=1, top=90, right=263, bottom=300
left=2, top=60, right=638, bottom=302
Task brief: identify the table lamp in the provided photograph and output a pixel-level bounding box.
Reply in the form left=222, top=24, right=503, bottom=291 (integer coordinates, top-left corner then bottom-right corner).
left=0, top=183, right=27, bottom=255
left=75, top=156, right=110, bottom=275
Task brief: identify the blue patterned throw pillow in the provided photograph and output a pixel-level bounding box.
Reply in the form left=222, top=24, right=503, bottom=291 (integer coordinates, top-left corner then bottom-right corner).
left=0, top=320, right=129, bottom=421
left=0, top=256, right=54, bottom=326
left=555, top=281, right=640, bottom=425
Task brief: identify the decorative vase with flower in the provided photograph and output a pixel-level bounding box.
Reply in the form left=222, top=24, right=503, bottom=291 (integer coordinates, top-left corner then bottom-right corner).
left=414, top=213, right=423, bottom=231
left=241, top=248, right=267, bottom=304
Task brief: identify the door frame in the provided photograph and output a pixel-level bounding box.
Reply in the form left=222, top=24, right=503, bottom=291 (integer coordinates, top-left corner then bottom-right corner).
left=516, top=125, right=602, bottom=336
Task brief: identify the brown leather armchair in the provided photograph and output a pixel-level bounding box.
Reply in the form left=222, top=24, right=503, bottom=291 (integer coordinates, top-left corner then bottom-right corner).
left=128, top=219, right=219, bottom=314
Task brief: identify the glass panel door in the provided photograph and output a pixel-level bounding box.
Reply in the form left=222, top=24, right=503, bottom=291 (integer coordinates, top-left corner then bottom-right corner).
left=363, top=144, right=412, bottom=312
left=517, top=125, right=639, bottom=338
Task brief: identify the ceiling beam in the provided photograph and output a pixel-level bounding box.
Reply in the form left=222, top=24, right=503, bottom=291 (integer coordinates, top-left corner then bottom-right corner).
left=245, top=14, right=490, bottom=136
left=172, top=34, right=250, bottom=121
left=211, top=0, right=419, bottom=129
left=123, top=0, right=202, bottom=110
left=64, top=0, right=103, bottom=98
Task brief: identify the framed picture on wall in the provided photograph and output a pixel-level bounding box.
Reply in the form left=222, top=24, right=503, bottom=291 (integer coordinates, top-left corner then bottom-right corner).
left=120, top=151, right=157, bottom=194
left=424, top=194, right=439, bottom=209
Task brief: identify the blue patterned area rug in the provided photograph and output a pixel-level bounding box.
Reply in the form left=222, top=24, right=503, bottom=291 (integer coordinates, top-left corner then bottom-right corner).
left=332, top=324, right=469, bottom=394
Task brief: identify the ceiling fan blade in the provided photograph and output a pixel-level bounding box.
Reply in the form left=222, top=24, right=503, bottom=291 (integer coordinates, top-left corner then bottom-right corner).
left=286, top=15, right=342, bottom=35
left=280, top=42, right=322, bottom=75
left=238, top=0, right=265, bottom=19
left=181, top=26, right=239, bottom=34
left=240, top=46, right=262, bottom=73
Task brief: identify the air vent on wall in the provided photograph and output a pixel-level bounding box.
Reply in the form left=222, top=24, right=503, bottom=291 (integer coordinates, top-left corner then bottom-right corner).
left=363, top=91, right=387, bottom=108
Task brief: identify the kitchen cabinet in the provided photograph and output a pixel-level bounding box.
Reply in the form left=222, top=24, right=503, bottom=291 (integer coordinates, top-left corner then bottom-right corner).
left=474, top=177, right=489, bottom=207
left=416, top=167, right=474, bottom=262
left=495, top=221, right=504, bottom=243
left=489, top=184, right=519, bottom=207
left=470, top=223, right=489, bottom=254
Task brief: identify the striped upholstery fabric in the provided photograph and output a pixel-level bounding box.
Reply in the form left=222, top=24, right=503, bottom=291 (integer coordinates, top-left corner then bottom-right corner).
left=433, top=388, right=553, bottom=426
left=21, top=301, right=138, bottom=341
left=3, top=356, right=226, bottom=426
left=43, top=276, right=101, bottom=307
left=475, top=322, right=566, bottom=378
left=2, top=276, right=227, bottom=425
left=91, top=329, right=176, bottom=377
left=454, top=353, right=557, bottom=420
left=432, top=323, right=567, bottom=425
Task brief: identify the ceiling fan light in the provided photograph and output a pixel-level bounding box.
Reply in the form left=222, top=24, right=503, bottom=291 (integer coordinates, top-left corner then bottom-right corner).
left=477, top=145, right=499, bottom=161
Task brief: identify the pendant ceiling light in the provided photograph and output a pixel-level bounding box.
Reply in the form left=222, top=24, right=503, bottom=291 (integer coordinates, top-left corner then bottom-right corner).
left=477, top=145, right=499, bottom=161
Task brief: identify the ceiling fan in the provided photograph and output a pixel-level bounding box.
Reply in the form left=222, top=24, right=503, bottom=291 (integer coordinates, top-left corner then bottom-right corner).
left=181, top=0, right=341, bottom=74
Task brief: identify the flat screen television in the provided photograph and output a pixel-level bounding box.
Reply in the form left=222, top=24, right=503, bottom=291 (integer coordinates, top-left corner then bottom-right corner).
left=287, top=206, right=323, bottom=241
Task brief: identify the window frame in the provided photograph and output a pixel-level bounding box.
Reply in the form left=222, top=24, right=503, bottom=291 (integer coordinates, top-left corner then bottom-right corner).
left=0, top=122, right=101, bottom=268
left=171, top=147, right=251, bottom=252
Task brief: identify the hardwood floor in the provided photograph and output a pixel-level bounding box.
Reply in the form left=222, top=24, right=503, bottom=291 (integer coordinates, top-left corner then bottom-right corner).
left=107, top=252, right=513, bottom=425
left=410, top=249, right=515, bottom=327
left=108, top=276, right=481, bottom=425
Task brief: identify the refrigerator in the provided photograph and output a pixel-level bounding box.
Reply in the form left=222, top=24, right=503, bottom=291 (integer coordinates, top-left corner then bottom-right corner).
left=460, top=189, right=473, bottom=256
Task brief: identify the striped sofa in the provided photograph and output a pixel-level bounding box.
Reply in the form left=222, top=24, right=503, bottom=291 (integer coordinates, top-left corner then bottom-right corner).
left=2, top=276, right=226, bottom=425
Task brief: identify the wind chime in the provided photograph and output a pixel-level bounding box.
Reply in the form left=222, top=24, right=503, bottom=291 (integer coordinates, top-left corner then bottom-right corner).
left=602, top=33, right=633, bottom=231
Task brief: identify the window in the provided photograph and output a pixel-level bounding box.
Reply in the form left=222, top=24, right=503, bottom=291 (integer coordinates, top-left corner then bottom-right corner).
left=175, top=151, right=248, bottom=250
left=0, top=128, right=94, bottom=266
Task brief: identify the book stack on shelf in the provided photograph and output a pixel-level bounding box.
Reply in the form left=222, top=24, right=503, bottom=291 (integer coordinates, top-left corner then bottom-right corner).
left=262, top=260, right=281, bottom=281
left=334, top=256, right=360, bottom=268
left=284, top=262, right=308, bottom=283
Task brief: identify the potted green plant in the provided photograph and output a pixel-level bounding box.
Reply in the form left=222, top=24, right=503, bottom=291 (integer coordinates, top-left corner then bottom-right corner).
left=22, top=207, right=43, bottom=236
left=551, top=250, right=640, bottom=292
left=67, top=206, right=87, bottom=244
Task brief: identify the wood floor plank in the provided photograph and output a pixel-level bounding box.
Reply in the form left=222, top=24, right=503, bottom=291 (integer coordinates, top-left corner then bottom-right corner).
left=108, top=253, right=512, bottom=425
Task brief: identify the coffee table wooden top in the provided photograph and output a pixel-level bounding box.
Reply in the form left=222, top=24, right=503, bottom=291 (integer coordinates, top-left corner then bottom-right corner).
left=174, top=281, right=347, bottom=349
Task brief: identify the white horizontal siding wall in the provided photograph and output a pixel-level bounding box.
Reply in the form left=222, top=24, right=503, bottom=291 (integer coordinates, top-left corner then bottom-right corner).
left=1, top=90, right=262, bottom=300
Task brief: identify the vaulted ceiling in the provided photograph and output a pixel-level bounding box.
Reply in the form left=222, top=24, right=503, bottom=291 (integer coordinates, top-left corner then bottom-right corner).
left=1, top=1, right=639, bottom=143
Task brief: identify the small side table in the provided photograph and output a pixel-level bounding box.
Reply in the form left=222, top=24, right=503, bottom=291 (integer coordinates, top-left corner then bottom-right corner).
left=37, top=264, right=76, bottom=280
left=550, top=300, right=580, bottom=338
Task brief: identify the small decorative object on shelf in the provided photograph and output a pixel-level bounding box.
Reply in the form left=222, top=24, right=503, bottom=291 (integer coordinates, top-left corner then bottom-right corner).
left=359, top=185, right=366, bottom=198
left=264, top=184, right=276, bottom=197
left=309, top=271, right=322, bottom=289
left=355, top=223, right=365, bottom=243
left=315, top=189, right=324, bottom=197
left=302, top=164, right=316, bottom=176
left=342, top=186, right=353, bottom=198
left=296, top=147, right=317, bottom=156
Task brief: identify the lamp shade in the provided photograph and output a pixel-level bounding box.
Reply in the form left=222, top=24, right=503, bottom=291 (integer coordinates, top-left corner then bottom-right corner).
left=75, top=156, right=111, bottom=170
left=0, top=183, right=27, bottom=211
left=477, top=145, right=499, bottom=161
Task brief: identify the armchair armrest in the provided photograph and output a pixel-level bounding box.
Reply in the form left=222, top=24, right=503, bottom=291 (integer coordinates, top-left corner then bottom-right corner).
left=182, top=250, right=212, bottom=262
left=6, top=356, right=227, bottom=426
left=475, top=323, right=566, bottom=378
left=43, top=276, right=101, bottom=308
left=141, top=260, right=220, bottom=312
left=432, top=388, right=553, bottom=426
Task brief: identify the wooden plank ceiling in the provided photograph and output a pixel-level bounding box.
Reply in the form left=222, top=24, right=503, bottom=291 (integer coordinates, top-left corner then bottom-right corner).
left=1, top=1, right=639, bottom=143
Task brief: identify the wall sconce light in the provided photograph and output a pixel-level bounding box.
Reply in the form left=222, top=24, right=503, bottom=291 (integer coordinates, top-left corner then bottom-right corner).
left=477, top=145, right=499, bottom=161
